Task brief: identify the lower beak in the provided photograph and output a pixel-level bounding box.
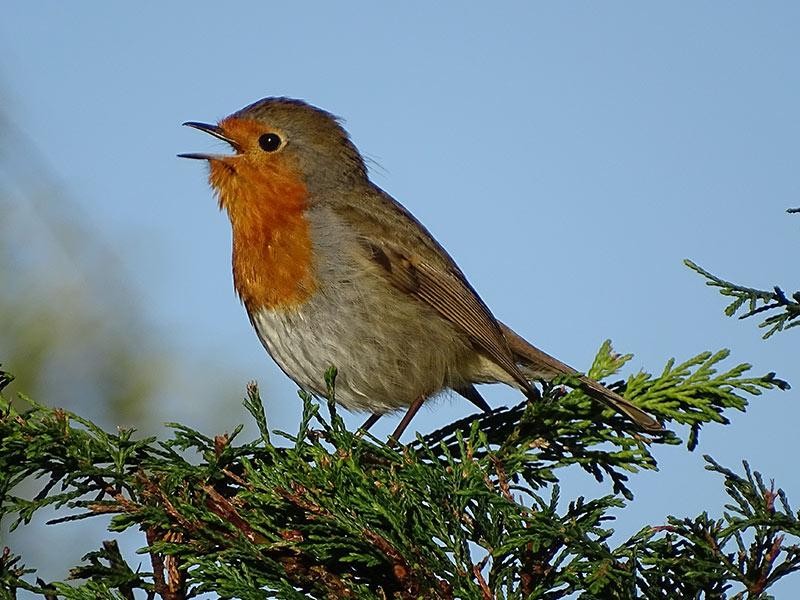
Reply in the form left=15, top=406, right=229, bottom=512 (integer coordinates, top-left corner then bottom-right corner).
left=177, top=152, right=227, bottom=161
left=179, top=121, right=241, bottom=160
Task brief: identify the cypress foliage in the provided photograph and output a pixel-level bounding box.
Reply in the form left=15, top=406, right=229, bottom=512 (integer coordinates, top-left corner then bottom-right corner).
left=684, top=208, right=800, bottom=339
left=0, top=340, right=795, bottom=598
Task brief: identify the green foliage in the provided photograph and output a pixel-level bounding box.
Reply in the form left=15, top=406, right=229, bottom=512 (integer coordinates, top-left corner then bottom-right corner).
left=0, top=342, right=795, bottom=599
left=0, top=103, right=244, bottom=431
left=685, top=207, right=799, bottom=339
left=685, top=259, right=800, bottom=340
left=623, top=456, right=800, bottom=599
left=0, top=110, right=164, bottom=423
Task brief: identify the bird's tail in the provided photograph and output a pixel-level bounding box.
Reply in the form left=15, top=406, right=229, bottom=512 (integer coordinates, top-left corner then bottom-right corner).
left=498, top=322, right=663, bottom=432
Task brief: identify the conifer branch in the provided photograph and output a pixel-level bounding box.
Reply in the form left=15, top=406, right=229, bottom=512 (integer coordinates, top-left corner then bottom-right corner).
left=685, top=208, right=800, bottom=338
left=0, top=342, right=795, bottom=598
left=685, top=259, right=800, bottom=339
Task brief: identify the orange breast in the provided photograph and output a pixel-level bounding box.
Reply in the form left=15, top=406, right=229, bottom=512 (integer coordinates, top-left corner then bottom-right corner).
left=209, top=151, right=316, bottom=312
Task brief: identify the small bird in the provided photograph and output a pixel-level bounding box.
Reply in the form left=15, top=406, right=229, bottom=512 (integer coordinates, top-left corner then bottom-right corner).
left=180, top=97, right=661, bottom=440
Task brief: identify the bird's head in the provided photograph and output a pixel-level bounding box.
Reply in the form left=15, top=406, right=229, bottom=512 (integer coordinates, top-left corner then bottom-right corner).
left=180, top=97, right=367, bottom=213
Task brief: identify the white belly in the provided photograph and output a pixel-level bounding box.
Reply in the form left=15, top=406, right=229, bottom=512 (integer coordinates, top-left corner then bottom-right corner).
left=249, top=278, right=474, bottom=414
left=252, top=221, right=482, bottom=412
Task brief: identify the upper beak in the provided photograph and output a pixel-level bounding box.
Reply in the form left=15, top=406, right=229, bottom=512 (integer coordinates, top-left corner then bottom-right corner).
left=178, top=121, right=241, bottom=160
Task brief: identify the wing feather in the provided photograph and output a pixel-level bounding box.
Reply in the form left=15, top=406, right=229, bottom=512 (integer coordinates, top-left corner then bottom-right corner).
left=337, top=191, right=535, bottom=395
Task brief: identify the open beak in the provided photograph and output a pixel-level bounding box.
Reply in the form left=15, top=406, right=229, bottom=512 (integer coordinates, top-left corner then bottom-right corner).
left=178, top=121, right=240, bottom=160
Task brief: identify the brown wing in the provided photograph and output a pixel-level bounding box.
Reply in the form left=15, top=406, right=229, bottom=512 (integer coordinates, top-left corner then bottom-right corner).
left=334, top=188, right=537, bottom=397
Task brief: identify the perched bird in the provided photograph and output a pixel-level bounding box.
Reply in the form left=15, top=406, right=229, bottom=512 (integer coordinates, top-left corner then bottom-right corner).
left=180, top=97, right=661, bottom=440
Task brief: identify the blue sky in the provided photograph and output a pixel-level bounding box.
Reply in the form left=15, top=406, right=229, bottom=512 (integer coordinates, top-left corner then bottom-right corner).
left=2, top=2, right=799, bottom=594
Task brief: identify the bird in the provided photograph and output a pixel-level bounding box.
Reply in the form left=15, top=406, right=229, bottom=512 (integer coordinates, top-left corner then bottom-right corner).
left=179, top=97, right=661, bottom=441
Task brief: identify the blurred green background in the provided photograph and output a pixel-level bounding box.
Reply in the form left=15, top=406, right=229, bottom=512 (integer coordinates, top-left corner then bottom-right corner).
left=0, top=100, right=248, bottom=583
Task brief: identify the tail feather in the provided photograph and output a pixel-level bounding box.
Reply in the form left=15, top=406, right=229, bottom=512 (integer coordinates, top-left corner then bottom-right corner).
left=575, top=375, right=663, bottom=433
left=498, top=322, right=663, bottom=432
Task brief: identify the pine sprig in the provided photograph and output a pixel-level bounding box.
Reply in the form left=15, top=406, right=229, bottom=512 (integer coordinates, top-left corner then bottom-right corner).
left=685, top=258, right=800, bottom=339
left=623, top=348, right=789, bottom=450
left=424, top=342, right=787, bottom=498
left=0, top=354, right=794, bottom=599
left=622, top=456, right=800, bottom=599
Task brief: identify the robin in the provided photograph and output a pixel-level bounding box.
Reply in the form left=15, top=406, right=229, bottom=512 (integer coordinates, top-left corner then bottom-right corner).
left=180, top=97, right=661, bottom=441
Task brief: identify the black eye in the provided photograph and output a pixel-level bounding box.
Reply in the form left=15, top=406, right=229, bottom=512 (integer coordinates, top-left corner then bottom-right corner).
left=258, top=133, right=282, bottom=152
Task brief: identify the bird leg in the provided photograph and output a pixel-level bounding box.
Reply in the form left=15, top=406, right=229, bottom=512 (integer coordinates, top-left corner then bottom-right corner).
left=388, top=394, right=426, bottom=447
left=358, top=413, right=382, bottom=433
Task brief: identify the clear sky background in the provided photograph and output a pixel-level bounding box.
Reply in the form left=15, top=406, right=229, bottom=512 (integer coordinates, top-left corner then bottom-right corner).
left=2, top=2, right=798, bottom=595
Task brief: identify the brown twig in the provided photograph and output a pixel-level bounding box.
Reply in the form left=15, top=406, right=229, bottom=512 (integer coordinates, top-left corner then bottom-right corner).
left=472, top=563, right=493, bottom=600
left=146, top=527, right=186, bottom=600
left=88, top=489, right=140, bottom=515
left=750, top=535, right=784, bottom=595
left=222, top=466, right=250, bottom=489
left=275, top=483, right=330, bottom=517
left=490, top=455, right=513, bottom=502
left=137, top=472, right=197, bottom=533
left=202, top=484, right=267, bottom=544
left=362, top=528, right=452, bottom=600
left=164, top=531, right=186, bottom=599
